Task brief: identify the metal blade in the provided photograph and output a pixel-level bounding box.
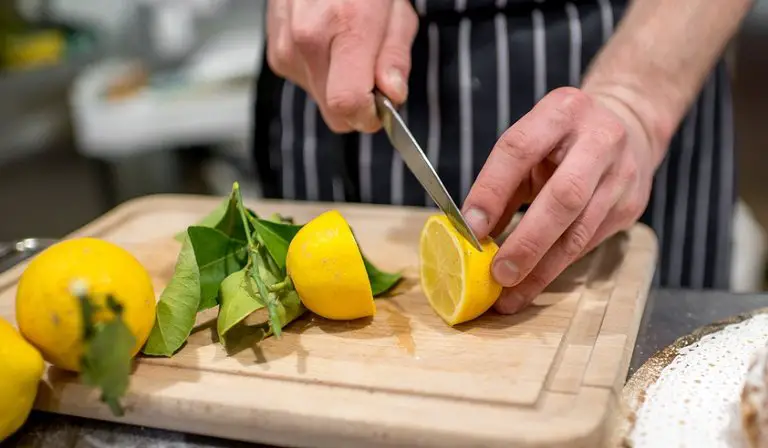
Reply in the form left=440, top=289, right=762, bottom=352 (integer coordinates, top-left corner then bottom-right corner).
left=374, top=91, right=483, bottom=251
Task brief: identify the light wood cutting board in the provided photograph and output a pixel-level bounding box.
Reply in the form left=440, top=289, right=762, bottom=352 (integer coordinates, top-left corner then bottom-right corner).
left=0, top=195, right=657, bottom=448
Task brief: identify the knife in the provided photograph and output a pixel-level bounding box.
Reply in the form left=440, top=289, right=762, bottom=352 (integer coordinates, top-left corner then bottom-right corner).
left=374, top=91, right=483, bottom=251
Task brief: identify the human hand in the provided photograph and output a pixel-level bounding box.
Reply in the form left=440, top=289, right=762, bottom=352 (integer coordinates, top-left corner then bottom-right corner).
left=462, top=87, right=660, bottom=314
left=266, top=0, right=419, bottom=133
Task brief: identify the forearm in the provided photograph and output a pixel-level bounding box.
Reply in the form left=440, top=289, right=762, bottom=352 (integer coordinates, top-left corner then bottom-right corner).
left=582, top=0, right=753, bottom=165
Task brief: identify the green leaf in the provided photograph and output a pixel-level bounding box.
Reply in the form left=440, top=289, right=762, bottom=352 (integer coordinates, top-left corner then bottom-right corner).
left=187, top=226, right=249, bottom=311
left=266, top=287, right=305, bottom=336
left=217, top=269, right=265, bottom=346
left=251, top=219, right=302, bottom=271
left=246, top=251, right=283, bottom=338
left=142, top=235, right=202, bottom=356
left=267, top=213, right=294, bottom=224
left=212, top=191, right=250, bottom=242
left=173, top=197, right=229, bottom=242
left=216, top=248, right=281, bottom=345
left=221, top=287, right=306, bottom=352
left=363, top=256, right=403, bottom=296
left=173, top=191, right=252, bottom=243
left=231, top=182, right=287, bottom=338
left=80, top=296, right=136, bottom=417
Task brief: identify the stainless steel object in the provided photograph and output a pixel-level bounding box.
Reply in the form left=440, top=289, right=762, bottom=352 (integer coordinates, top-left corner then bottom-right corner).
left=374, top=91, right=483, bottom=251
left=0, top=238, right=57, bottom=272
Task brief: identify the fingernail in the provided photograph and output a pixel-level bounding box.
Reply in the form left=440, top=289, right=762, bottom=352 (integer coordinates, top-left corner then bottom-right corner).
left=387, top=69, right=407, bottom=100
left=463, top=208, right=488, bottom=235
left=494, top=291, right=527, bottom=314
left=493, top=259, right=520, bottom=287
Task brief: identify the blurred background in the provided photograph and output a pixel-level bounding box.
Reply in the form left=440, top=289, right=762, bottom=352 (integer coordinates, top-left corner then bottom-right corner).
left=0, top=0, right=766, bottom=291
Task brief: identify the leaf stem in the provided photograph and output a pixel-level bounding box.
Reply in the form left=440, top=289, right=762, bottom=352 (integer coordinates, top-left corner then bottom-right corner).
left=233, top=182, right=283, bottom=338
left=267, top=277, right=292, bottom=293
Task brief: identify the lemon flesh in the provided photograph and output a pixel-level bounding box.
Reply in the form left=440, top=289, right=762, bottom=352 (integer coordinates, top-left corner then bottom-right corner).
left=286, top=210, right=375, bottom=320
left=0, top=317, right=44, bottom=442
left=15, top=237, right=156, bottom=372
left=419, top=215, right=502, bottom=326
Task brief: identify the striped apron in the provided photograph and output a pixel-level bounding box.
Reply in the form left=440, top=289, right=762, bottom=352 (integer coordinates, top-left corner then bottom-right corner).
left=252, top=0, right=735, bottom=290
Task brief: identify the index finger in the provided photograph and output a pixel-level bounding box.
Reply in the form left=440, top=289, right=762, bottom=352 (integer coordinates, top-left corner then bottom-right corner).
left=462, top=88, right=584, bottom=238
left=325, top=2, right=392, bottom=133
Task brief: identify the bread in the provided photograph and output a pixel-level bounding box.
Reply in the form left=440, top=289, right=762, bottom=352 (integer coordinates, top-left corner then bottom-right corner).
left=743, top=345, right=768, bottom=448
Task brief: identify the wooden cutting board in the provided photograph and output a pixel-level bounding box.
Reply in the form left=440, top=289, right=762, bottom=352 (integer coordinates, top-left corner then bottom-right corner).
left=0, top=195, right=657, bottom=448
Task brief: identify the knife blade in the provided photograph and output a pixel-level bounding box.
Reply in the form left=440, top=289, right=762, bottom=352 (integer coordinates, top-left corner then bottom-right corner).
left=374, top=91, right=483, bottom=251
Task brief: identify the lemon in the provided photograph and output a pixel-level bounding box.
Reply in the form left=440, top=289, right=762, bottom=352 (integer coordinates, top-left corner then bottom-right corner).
left=0, top=317, right=44, bottom=442
left=286, top=210, right=375, bottom=320
left=419, top=214, right=502, bottom=326
left=15, top=238, right=156, bottom=372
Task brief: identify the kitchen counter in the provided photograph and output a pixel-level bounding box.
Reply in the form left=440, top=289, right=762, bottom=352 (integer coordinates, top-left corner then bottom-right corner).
left=6, top=287, right=768, bottom=447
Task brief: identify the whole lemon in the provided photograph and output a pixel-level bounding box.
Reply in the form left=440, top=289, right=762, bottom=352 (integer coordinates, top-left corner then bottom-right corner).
left=0, top=317, right=44, bottom=442
left=15, top=238, right=156, bottom=372
left=286, top=210, right=375, bottom=320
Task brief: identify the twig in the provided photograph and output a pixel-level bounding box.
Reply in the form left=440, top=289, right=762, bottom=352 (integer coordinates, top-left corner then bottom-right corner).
left=233, top=183, right=283, bottom=338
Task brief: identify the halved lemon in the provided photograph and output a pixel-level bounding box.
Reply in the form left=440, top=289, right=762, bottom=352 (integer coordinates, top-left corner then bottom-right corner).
left=419, top=214, right=502, bottom=326
left=286, top=210, right=375, bottom=320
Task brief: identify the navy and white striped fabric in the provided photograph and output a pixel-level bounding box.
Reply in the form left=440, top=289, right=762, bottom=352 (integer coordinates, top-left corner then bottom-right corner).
left=252, top=0, right=734, bottom=290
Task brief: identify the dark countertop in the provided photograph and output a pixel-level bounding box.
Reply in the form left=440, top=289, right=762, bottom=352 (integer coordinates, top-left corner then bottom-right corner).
left=7, top=287, right=768, bottom=447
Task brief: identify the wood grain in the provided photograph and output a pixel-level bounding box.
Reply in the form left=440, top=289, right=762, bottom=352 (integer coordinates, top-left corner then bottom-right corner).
left=0, top=194, right=658, bottom=447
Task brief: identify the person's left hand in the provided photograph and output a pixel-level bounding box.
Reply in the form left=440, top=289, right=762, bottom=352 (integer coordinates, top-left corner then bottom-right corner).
left=461, top=86, right=661, bottom=314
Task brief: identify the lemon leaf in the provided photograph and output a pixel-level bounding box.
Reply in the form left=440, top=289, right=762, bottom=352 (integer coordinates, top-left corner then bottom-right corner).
left=211, top=192, right=250, bottom=242
left=251, top=219, right=302, bottom=272
left=363, top=257, right=402, bottom=296
left=217, top=269, right=265, bottom=346
left=142, top=234, right=201, bottom=357
left=79, top=295, right=136, bottom=417
left=221, top=288, right=306, bottom=354
left=187, top=226, right=249, bottom=311
left=216, top=245, right=281, bottom=346
left=173, top=191, right=253, bottom=242
left=173, top=197, right=228, bottom=242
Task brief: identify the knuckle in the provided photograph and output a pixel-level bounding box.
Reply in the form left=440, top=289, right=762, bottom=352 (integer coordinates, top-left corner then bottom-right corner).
left=616, top=197, right=644, bottom=224
left=523, top=271, right=549, bottom=294
left=511, top=234, right=543, bottom=266
left=266, top=43, right=292, bottom=75
left=380, top=47, right=411, bottom=72
left=498, top=127, right=538, bottom=162
left=591, top=118, right=627, bottom=149
left=549, top=87, right=591, bottom=125
left=326, top=90, right=367, bottom=117
left=618, top=161, right=639, bottom=185
left=474, top=180, right=507, bottom=203
left=562, top=219, right=591, bottom=258
left=550, top=173, right=590, bottom=214
left=292, top=21, right=325, bottom=50
left=329, top=1, right=359, bottom=32
left=403, top=5, right=420, bottom=35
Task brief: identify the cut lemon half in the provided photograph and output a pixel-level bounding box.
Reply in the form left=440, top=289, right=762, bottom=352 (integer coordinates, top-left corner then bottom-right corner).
left=286, top=210, right=375, bottom=320
left=419, top=214, right=502, bottom=326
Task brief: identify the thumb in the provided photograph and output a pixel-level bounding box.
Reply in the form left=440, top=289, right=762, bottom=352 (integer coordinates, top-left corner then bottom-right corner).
left=375, top=0, right=419, bottom=105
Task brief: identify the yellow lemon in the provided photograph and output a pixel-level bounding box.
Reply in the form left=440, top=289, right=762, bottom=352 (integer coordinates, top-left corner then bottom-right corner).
left=419, top=214, right=502, bottom=326
left=286, top=210, right=375, bottom=320
left=0, top=317, right=44, bottom=442
left=15, top=238, right=156, bottom=372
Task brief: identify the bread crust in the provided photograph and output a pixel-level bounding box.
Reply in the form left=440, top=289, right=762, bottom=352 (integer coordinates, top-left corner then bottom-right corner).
left=743, top=346, right=768, bottom=448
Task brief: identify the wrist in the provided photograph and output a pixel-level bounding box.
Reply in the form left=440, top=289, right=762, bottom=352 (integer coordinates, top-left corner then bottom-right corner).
left=582, top=80, right=675, bottom=168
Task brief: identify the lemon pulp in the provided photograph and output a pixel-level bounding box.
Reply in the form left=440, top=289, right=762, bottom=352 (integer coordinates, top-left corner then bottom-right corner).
left=419, top=215, right=502, bottom=326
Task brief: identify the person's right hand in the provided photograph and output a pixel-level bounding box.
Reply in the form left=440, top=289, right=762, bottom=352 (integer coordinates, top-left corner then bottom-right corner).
left=266, top=0, right=419, bottom=133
